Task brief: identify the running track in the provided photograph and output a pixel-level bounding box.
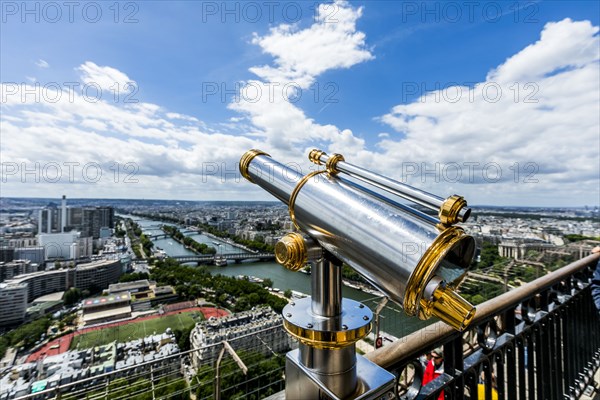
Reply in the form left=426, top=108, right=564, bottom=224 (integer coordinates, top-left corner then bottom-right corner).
left=26, top=307, right=229, bottom=362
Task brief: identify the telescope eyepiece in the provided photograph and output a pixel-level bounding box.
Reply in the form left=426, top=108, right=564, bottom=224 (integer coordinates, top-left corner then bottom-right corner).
left=439, top=195, right=470, bottom=225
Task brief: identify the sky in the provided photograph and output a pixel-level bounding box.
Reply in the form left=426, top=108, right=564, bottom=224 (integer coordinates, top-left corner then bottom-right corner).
left=1, top=0, right=599, bottom=206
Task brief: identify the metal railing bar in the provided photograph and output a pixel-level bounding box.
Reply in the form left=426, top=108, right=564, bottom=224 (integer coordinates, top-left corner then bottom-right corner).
left=365, top=253, right=599, bottom=370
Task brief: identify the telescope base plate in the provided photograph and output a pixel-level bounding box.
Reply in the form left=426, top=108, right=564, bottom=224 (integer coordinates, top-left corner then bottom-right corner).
left=285, top=349, right=395, bottom=400
left=282, top=297, right=373, bottom=348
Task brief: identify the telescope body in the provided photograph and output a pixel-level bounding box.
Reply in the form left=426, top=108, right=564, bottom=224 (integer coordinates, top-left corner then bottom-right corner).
left=241, top=151, right=475, bottom=328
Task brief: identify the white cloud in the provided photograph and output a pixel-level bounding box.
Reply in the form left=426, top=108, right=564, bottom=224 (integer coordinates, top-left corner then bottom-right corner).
left=230, top=0, right=373, bottom=161
left=249, top=0, right=373, bottom=88
left=166, top=112, right=199, bottom=122
left=36, top=59, right=49, bottom=68
left=377, top=18, right=600, bottom=205
left=487, top=19, right=599, bottom=84
left=2, top=12, right=599, bottom=205
left=77, top=61, right=136, bottom=92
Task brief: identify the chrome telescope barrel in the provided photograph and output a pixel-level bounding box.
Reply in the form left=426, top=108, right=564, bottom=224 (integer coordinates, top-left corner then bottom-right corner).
left=240, top=149, right=476, bottom=330
left=308, top=149, right=471, bottom=225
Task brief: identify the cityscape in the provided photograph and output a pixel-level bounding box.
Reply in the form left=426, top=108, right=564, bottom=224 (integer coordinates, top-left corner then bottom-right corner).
left=0, top=194, right=598, bottom=399
left=2, top=0, right=599, bottom=399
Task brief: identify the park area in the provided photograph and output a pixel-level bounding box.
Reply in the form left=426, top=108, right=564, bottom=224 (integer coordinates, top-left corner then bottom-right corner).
left=27, top=307, right=228, bottom=362
left=69, top=310, right=204, bottom=350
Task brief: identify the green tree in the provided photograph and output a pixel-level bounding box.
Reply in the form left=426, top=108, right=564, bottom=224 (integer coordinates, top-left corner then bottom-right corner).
left=262, top=278, right=274, bottom=288
left=63, top=288, right=82, bottom=306
left=475, top=241, right=507, bottom=269
left=283, top=289, right=292, bottom=299
left=119, top=272, right=150, bottom=283
left=173, top=325, right=194, bottom=351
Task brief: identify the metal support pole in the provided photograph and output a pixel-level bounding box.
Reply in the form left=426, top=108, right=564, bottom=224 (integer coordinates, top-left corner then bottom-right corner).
left=311, top=253, right=342, bottom=317
left=279, top=237, right=395, bottom=399
left=215, top=341, right=248, bottom=400
left=214, top=346, right=226, bottom=400
left=301, top=252, right=359, bottom=398
left=374, top=297, right=389, bottom=348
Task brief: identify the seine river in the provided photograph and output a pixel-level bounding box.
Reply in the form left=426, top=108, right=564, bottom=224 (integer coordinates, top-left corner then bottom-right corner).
left=121, top=215, right=434, bottom=339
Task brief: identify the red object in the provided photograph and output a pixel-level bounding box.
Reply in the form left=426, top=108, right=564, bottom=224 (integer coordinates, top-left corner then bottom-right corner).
left=422, top=360, right=444, bottom=400
left=375, top=337, right=383, bottom=349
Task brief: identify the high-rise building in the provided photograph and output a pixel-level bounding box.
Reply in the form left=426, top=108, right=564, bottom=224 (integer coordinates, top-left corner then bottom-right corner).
left=37, top=196, right=115, bottom=239
left=14, top=247, right=45, bottom=265
left=38, top=232, right=81, bottom=260
left=0, top=247, right=14, bottom=263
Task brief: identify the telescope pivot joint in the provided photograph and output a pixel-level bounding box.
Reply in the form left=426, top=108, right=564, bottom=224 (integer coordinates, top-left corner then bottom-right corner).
left=275, top=233, right=321, bottom=272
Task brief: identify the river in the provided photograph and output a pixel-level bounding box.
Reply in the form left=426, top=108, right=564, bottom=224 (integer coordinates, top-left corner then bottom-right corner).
left=121, top=214, right=434, bottom=339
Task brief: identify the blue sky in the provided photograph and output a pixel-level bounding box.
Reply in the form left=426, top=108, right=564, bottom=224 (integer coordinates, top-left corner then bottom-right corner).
left=1, top=1, right=599, bottom=206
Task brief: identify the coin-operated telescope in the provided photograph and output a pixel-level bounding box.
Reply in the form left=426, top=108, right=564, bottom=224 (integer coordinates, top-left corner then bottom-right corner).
left=239, top=149, right=476, bottom=399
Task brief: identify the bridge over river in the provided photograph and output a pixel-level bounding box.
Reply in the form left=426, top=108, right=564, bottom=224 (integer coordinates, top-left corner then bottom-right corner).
left=169, top=252, right=275, bottom=265
left=146, top=229, right=198, bottom=240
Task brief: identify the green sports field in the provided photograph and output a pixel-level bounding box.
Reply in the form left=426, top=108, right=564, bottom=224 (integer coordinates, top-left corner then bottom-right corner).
left=70, top=311, right=203, bottom=350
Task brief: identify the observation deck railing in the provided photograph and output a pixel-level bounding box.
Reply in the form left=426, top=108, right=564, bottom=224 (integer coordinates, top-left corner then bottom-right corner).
left=6, top=253, right=600, bottom=400
left=365, top=252, right=600, bottom=400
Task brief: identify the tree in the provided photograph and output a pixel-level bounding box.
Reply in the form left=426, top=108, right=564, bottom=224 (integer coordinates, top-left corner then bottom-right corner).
left=284, top=289, right=292, bottom=299
left=175, top=325, right=194, bottom=351
left=63, top=288, right=82, bottom=306
left=475, top=241, right=507, bottom=269
left=119, top=272, right=150, bottom=283
left=262, top=278, right=273, bottom=288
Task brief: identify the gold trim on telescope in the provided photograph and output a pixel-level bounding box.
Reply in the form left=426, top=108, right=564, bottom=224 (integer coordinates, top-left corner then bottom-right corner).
left=439, top=195, right=467, bottom=226
left=326, top=153, right=345, bottom=175
left=403, top=226, right=475, bottom=330
left=424, top=285, right=476, bottom=331
left=239, top=149, right=270, bottom=183
left=288, top=170, right=327, bottom=230
left=275, top=233, right=308, bottom=272
left=283, top=320, right=372, bottom=349
left=308, top=149, right=326, bottom=165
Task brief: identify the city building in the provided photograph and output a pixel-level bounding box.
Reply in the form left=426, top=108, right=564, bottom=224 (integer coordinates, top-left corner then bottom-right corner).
left=5, top=237, right=37, bottom=248
left=4, top=269, right=71, bottom=305
left=37, top=232, right=82, bottom=260
left=73, top=260, right=123, bottom=293
left=13, top=247, right=45, bottom=265
left=190, top=306, right=291, bottom=369
left=0, top=282, right=28, bottom=326
left=82, top=293, right=132, bottom=325
left=0, top=259, right=123, bottom=325
left=108, top=280, right=178, bottom=312
left=26, top=296, right=64, bottom=321
left=0, top=331, right=180, bottom=399
left=498, top=238, right=556, bottom=259
left=0, top=247, right=14, bottom=263
left=0, top=260, right=39, bottom=283
left=37, top=196, right=115, bottom=239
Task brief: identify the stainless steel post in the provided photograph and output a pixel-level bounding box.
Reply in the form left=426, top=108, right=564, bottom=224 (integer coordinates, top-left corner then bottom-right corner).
left=311, top=255, right=342, bottom=317
left=303, top=253, right=358, bottom=398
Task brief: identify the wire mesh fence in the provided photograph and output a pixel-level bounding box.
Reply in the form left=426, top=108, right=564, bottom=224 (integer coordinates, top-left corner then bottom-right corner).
left=7, top=325, right=294, bottom=400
